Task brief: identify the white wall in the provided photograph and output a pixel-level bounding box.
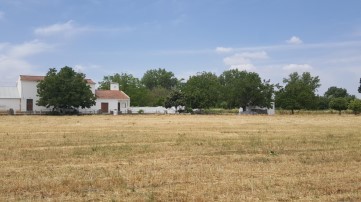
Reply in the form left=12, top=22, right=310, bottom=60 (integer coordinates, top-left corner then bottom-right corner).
left=0, top=99, right=20, bottom=111
left=19, top=80, right=48, bottom=111
left=18, top=80, right=97, bottom=112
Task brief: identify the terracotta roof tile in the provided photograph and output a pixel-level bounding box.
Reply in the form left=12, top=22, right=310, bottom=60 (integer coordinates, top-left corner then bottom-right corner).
left=95, top=90, right=130, bottom=99
left=19, top=75, right=95, bottom=84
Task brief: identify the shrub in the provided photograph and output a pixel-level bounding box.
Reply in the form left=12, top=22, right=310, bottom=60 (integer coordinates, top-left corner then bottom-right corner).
left=329, top=97, right=348, bottom=115
left=8, top=108, right=14, bottom=115
left=138, top=109, right=144, bottom=114
left=348, top=99, right=361, bottom=115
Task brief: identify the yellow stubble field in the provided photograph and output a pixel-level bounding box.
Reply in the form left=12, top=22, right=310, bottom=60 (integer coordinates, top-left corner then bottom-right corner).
left=0, top=114, right=360, bottom=201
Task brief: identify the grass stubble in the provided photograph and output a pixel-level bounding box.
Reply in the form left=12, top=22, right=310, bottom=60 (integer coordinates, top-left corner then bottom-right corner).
left=0, top=114, right=360, bottom=201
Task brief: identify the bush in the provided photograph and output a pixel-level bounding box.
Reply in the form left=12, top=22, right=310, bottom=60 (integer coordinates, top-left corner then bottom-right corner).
left=329, top=97, right=348, bottom=115
left=348, top=99, right=361, bottom=115
left=8, top=108, right=14, bottom=115
left=138, top=109, right=144, bottom=114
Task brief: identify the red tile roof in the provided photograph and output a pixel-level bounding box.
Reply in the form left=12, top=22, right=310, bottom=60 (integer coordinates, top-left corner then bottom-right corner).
left=19, top=75, right=96, bottom=84
left=95, top=90, right=130, bottom=100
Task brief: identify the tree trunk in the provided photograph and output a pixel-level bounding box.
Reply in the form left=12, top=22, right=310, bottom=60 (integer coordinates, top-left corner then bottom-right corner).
left=338, top=110, right=341, bottom=115
left=291, top=109, right=294, bottom=115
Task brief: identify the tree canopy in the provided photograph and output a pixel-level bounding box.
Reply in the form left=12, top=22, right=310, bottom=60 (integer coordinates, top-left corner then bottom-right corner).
left=37, top=66, right=96, bottom=112
left=329, top=97, right=348, bottom=115
left=141, top=68, right=178, bottom=90
left=164, top=90, right=186, bottom=112
left=182, top=72, right=221, bottom=109
left=324, top=86, right=349, bottom=98
left=275, top=72, right=320, bottom=114
left=219, top=69, right=274, bottom=110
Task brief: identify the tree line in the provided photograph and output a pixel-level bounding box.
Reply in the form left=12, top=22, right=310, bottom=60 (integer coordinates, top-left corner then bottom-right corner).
left=37, top=66, right=361, bottom=114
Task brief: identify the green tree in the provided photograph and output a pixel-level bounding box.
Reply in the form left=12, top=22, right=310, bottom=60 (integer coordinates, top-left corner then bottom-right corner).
left=329, top=97, right=348, bottom=115
left=275, top=72, right=321, bottom=114
left=182, top=72, right=221, bottom=109
left=348, top=99, right=361, bottom=114
left=164, top=90, right=186, bottom=112
left=316, top=95, right=329, bottom=110
left=219, top=69, right=274, bottom=110
left=359, top=78, right=361, bottom=93
left=37, top=66, right=96, bottom=112
left=147, top=86, right=170, bottom=106
left=324, top=86, right=349, bottom=98
left=323, top=86, right=355, bottom=109
left=141, top=68, right=178, bottom=90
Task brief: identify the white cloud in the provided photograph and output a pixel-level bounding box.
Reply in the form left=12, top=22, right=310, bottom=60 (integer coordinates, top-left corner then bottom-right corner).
left=215, top=47, right=233, bottom=53
left=286, top=36, right=303, bottom=45
left=0, top=40, right=52, bottom=82
left=283, top=64, right=313, bottom=71
left=34, top=20, right=89, bottom=37
left=34, top=20, right=133, bottom=38
left=223, top=51, right=268, bottom=71
left=8, top=40, right=52, bottom=58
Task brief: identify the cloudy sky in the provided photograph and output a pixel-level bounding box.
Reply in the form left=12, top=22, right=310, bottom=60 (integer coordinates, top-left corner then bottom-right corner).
left=1, top=0, right=361, bottom=97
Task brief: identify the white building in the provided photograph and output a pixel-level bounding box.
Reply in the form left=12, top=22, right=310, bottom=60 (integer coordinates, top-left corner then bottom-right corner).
left=0, top=75, right=130, bottom=114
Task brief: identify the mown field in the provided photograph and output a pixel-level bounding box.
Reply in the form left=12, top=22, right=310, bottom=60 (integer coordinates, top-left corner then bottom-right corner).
left=0, top=114, right=360, bottom=201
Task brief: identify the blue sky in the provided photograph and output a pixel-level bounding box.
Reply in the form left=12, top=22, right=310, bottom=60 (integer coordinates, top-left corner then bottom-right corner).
left=1, top=0, right=361, bottom=97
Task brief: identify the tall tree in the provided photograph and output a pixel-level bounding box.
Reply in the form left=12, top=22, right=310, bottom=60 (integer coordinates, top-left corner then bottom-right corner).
left=275, top=72, right=320, bottom=114
left=219, top=69, right=274, bottom=110
left=37, top=66, right=96, bottom=112
left=182, top=72, right=221, bottom=109
left=141, top=68, right=178, bottom=90
left=324, top=86, right=349, bottom=98
left=359, top=78, right=361, bottom=93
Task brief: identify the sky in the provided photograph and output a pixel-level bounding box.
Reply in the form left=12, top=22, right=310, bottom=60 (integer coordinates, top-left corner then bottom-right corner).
left=1, top=0, right=361, bottom=97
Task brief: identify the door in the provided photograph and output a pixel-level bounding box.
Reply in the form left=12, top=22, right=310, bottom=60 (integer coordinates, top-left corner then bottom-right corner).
left=101, top=103, right=109, bottom=113
left=26, top=99, right=33, bottom=111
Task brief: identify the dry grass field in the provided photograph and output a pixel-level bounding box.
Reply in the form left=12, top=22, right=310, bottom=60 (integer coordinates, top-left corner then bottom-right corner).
left=0, top=114, right=360, bottom=201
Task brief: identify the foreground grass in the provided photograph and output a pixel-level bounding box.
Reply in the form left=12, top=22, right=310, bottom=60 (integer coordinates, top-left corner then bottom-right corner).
left=0, top=115, right=360, bottom=201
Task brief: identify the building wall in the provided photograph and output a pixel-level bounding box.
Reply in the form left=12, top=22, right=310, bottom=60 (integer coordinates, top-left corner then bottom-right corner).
left=0, top=99, right=21, bottom=111
left=3, top=77, right=129, bottom=113
left=95, top=99, right=130, bottom=113
left=18, top=79, right=97, bottom=112
left=19, top=80, right=48, bottom=111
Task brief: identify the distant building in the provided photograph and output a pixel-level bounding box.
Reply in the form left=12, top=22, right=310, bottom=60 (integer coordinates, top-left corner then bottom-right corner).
left=0, top=76, right=130, bottom=113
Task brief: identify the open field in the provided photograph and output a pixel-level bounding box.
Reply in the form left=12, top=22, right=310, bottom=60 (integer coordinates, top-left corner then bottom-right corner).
left=0, top=115, right=361, bottom=201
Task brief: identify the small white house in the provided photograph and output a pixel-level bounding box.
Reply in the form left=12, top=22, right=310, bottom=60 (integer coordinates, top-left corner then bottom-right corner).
left=95, top=83, right=130, bottom=114
left=0, top=75, right=130, bottom=113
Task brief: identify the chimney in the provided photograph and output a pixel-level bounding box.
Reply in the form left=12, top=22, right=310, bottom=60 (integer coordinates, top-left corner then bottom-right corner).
left=110, top=82, right=119, bottom=91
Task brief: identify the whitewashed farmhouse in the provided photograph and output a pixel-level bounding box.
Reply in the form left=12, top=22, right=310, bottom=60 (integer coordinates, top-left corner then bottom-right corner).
left=0, top=75, right=130, bottom=114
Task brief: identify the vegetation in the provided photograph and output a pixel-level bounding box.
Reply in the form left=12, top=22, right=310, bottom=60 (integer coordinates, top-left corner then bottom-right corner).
left=348, top=99, right=361, bottom=114
left=219, top=69, right=274, bottom=110
left=97, top=68, right=359, bottom=114
left=37, top=66, right=96, bottom=113
left=1, top=115, right=361, bottom=201
left=182, top=72, right=221, bottom=109
left=275, top=72, right=321, bottom=114
left=164, top=90, right=186, bottom=112
left=141, top=68, right=179, bottom=90
left=329, top=97, right=348, bottom=115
